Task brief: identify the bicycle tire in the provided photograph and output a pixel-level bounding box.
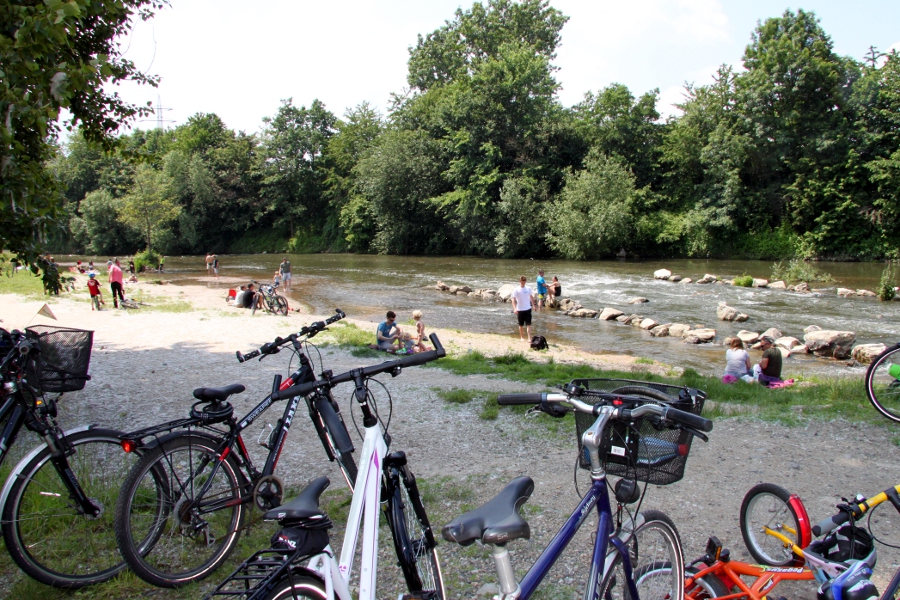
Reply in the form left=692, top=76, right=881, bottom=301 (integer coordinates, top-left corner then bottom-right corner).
left=685, top=565, right=730, bottom=599
left=261, top=574, right=327, bottom=600
left=740, top=483, right=803, bottom=566
left=597, top=509, right=684, bottom=600
left=114, top=433, right=246, bottom=588
left=865, top=343, right=900, bottom=423
left=385, top=462, right=445, bottom=599
left=274, top=296, right=289, bottom=316
left=314, top=396, right=358, bottom=489
left=1, top=427, right=141, bottom=589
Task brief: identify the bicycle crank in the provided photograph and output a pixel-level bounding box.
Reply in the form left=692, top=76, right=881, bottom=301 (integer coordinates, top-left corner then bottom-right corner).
left=252, top=475, right=285, bottom=511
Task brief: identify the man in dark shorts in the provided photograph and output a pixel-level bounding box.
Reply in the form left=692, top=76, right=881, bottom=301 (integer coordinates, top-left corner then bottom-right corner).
left=511, top=276, right=535, bottom=341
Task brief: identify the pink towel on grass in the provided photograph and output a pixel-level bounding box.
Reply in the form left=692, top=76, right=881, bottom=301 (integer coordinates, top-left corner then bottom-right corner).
left=767, top=379, right=795, bottom=389
left=722, top=375, right=738, bottom=384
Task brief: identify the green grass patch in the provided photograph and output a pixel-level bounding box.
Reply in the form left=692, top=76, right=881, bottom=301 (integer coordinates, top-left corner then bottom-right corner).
left=321, top=322, right=374, bottom=347
left=0, top=265, right=53, bottom=298
left=634, top=357, right=655, bottom=365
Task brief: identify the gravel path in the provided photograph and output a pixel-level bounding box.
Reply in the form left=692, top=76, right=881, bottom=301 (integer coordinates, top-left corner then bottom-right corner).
left=3, top=286, right=900, bottom=600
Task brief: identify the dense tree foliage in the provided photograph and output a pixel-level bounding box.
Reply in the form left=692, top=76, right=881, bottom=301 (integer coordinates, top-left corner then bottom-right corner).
left=46, top=4, right=900, bottom=261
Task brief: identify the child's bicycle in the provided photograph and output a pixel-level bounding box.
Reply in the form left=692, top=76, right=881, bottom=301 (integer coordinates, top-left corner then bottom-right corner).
left=727, top=482, right=900, bottom=600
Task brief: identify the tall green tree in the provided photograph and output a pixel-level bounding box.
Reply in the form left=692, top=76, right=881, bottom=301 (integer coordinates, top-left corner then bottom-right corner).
left=119, top=164, right=180, bottom=254
left=1, top=0, right=164, bottom=270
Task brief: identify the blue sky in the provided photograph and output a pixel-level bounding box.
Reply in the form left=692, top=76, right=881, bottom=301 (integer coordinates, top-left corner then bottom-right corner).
left=112, top=0, right=900, bottom=134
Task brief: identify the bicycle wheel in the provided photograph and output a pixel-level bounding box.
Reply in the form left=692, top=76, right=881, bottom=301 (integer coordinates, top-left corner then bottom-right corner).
left=114, top=433, right=246, bottom=588
left=740, top=483, right=802, bottom=566
left=685, top=565, right=730, bottom=599
left=274, top=296, right=289, bottom=316
left=598, top=509, right=684, bottom=600
left=385, top=462, right=445, bottom=599
left=1, top=427, right=141, bottom=589
left=865, top=343, right=900, bottom=423
left=262, top=574, right=327, bottom=599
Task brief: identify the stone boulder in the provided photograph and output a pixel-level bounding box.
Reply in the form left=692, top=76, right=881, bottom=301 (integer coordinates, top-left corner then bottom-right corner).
left=569, top=308, right=598, bottom=318
left=628, top=297, right=649, bottom=304
left=558, top=298, right=582, bottom=311
left=804, top=330, right=856, bottom=359
left=761, top=327, right=783, bottom=341
left=794, top=282, right=810, bottom=293
left=768, top=280, right=787, bottom=290
left=696, top=274, right=718, bottom=284
left=775, top=336, right=802, bottom=350
left=630, top=315, right=647, bottom=327
left=667, top=275, right=682, bottom=282
left=649, top=324, right=671, bottom=337
left=599, top=307, right=624, bottom=321
left=639, top=318, right=658, bottom=330
left=654, top=269, right=672, bottom=280
left=804, top=325, right=821, bottom=334
left=616, top=315, right=631, bottom=323
left=679, top=278, right=693, bottom=284
left=837, top=287, right=855, bottom=297
left=857, top=289, right=877, bottom=297
left=717, top=302, right=749, bottom=322
left=752, top=278, right=769, bottom=288
left=668, top=324, right=691, bottom=337
left=737, top=330, right=760, bottom=344
left=777, top=347, right=791, bottom=359
left=497, top=284, right=516, bottom=301
left=436, top=281, right=449, bottom=291
left=852, top=343, right=887, bottom=364
left=683, top=328, right=716, bottom=344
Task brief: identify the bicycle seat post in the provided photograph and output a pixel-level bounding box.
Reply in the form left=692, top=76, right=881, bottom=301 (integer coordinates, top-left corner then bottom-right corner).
left=491, top=543, right=520, bottom=597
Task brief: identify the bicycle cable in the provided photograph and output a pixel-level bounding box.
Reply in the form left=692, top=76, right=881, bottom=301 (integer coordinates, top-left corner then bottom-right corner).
left=348, top=378, right=393, bottom=440
left=867, top=503, right=900, bottom=549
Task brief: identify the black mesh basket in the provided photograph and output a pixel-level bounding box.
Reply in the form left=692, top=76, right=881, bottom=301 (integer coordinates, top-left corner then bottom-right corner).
left=573, top=378, right=706, bottom=486
left=24, top=325, right=93, bottom=393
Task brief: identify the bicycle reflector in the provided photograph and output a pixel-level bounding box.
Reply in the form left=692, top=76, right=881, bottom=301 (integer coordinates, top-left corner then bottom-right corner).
left=120, top=439, right=138, bottom=453
left=789, top=493, right=813, bottom=549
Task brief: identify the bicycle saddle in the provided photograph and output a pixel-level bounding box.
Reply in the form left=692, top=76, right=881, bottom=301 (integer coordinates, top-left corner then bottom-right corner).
left=192, top=383, right=245, bottom=402
left=442, top=476, right=534, bottom=546
left=265, top=477, right=331, bottom=527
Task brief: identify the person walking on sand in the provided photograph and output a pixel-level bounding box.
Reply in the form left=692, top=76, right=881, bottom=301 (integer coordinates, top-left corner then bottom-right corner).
left=108, top=258, right=125, bottom=308
left=412, top=310, right=428, bottom=352
left=87, top=272, right=104, bottom=310
left=511, top=276, right=535, bottom=342
left=279, top=258, right=292, bottom=291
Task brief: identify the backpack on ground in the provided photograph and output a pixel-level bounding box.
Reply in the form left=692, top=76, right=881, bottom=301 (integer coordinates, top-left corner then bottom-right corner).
left=530, top=335, right=548, bottom=350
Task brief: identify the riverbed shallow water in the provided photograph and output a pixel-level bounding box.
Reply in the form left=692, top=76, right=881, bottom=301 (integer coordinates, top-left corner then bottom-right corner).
left=75, top=254, right=900, bottom=378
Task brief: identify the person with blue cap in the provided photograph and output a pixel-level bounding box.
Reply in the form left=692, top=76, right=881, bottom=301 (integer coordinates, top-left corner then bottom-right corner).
left=86, top=272, right=105, bottom=310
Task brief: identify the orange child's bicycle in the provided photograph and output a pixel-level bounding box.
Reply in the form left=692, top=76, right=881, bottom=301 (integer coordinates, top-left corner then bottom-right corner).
left=685, top=483, right=880, bottom=600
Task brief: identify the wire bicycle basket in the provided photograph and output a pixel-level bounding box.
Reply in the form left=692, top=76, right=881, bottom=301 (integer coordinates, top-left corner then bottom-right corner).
left=24, top=325, right=93, bottom=393
left=572, top=378, right=706, bottom=485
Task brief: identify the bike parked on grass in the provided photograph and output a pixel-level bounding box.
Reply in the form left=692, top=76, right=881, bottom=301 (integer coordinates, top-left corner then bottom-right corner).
left=113, top=309, right=356, bottom=588
left=0, top=325, right=141, bottom=589
left=206, top=334, right=448, bottom=600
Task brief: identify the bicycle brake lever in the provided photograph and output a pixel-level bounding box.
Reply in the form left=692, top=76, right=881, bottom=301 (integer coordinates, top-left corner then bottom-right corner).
left=683, top=426, right=708, bottom=442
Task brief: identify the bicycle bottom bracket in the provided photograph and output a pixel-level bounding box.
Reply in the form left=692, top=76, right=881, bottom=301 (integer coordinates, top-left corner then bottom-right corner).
left=253, top=475, right=285, bottom=511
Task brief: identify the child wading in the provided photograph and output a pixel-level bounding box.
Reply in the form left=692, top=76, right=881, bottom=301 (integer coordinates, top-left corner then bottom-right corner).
left=87, top=273, right=104, bottom=310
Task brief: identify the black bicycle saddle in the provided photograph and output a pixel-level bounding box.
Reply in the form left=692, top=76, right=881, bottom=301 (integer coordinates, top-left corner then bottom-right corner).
left=442, top=476, right=534, bottom=546
left=192, top=383, right=245, bottom=402
left=265, top=477, right=331, bottom=526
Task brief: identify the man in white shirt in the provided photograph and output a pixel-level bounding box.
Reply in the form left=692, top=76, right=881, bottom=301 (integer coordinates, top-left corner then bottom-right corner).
left=511, top=276, right=535, bottom=342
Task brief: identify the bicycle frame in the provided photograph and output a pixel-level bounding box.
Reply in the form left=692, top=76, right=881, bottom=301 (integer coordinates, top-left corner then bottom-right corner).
left=686, top=560, right=813, bottom=600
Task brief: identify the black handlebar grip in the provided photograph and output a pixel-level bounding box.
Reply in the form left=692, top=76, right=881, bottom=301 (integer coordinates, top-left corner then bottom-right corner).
left=812, top=511, right=850, bottom=537
left=497, top=393, right=546, bottom=405
left=662, top=406, right=713, bottom=432
left=398, top=349, right=438, bottom=368
left=236, top=351, right=245, bottom=363
left=237, top=349, right=261, bottom=363
left=430, top=333, right=446, bottom=357
left=271, top=380, right=319, bottom=401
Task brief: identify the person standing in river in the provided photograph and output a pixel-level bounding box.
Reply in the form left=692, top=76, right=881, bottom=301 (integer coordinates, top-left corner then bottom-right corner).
left=279, top=258, right=292, bottom=291
left=511, top=276, right=535, bottom=342
left=535, top=270, right=548, bottom=311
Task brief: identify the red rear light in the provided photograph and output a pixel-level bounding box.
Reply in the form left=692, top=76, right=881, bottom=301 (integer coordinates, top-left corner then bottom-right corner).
left=678, top=443, right=689, bottom=456
left=121, top=440, right=136, bottom=453
left=613, top=399, right=623, bottom=406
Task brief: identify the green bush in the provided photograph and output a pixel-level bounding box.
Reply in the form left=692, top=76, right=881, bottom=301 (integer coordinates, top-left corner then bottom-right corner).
left=733, top=274, right=753, bottom=287
left=133, top=249, right=160, bottom=273
left=770, top=258, right=834, bottom=284
left=878, top=264, right=897, bottom=301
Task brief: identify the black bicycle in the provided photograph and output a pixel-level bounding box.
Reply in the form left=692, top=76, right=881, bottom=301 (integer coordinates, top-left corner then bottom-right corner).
left=252, top=280, right=289, bottom=316
left=113, top=310, right=360, bottom=588
left=0, top=325, right=141, bottom=589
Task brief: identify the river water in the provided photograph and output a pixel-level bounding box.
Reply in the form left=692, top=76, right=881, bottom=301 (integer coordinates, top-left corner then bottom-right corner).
left=127, top=254, right=900, bottom=379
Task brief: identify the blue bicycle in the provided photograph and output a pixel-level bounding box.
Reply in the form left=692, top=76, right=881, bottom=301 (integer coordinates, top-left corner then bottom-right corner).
left=442, top=380, right=713, bottom=600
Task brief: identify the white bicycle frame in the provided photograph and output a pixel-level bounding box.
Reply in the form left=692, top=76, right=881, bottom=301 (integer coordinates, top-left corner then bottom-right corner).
left=305, top=417, right=387, bottom=600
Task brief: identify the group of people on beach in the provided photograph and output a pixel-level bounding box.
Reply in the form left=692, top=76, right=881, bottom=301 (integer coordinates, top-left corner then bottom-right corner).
left=85, top=258, right=132, bottom=310
left=228, top=258, right=294, bottom=311
left=374, top=310, right=428, bottom=354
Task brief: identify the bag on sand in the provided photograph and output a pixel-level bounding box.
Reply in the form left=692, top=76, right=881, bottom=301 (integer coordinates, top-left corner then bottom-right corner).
left=530, top=335, right=548, bottom=351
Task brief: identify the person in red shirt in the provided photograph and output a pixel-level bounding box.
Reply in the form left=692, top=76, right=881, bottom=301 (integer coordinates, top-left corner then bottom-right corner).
left=108, top=258, right=125, bottom=308
left=87, top=273, right=104, bottom=310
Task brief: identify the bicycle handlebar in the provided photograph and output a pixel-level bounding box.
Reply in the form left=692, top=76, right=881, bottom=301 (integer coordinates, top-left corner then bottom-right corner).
left=497, top=391, right=714, bottom=432
left=236, top=309, right=346, bottom=363
left=270, top=333, right=445, bottom=401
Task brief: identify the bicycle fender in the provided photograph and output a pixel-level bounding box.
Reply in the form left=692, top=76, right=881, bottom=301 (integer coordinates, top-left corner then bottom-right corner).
left=251, top=567, right=325, bottom=600
left=136, top=429, right=223, bottom=453
left=315, top=397, right=355, bottom=455
left=0, top=424, right=96, bottom=511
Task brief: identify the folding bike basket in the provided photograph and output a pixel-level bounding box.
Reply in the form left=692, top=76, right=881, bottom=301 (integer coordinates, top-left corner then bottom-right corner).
left=24, top=325, right=93, bottom=393
left=572, top=378, right=706, bottom=485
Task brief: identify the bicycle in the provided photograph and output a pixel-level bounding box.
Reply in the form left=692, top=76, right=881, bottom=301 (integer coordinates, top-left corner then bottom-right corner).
left=205, top=334, right=449, bottom=600
left=252, top=281, right=289, bottom=316
left=865, top=343, right=900, bottom=423
left=440, top=381, right=712, bottom=600
left=0, top=325, right=141, bottom=589
left=120, top=298, right=142, bottom=309
left=112, top=310, right=363, bottom=588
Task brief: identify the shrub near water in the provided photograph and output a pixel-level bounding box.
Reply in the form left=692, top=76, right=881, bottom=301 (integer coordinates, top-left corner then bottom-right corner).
left=770, top=258, right=835, bottom=284
left=733, top=274, right=753, bottom=287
